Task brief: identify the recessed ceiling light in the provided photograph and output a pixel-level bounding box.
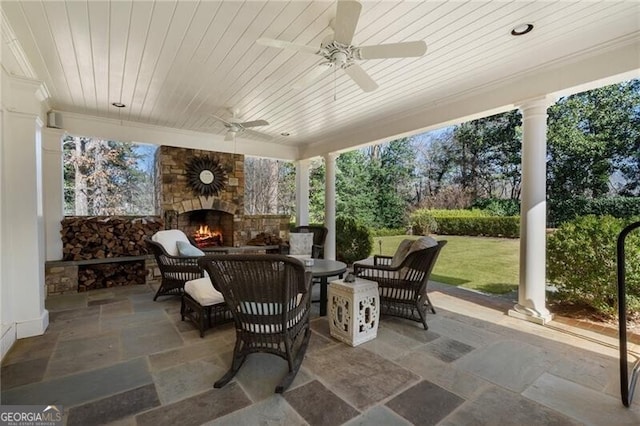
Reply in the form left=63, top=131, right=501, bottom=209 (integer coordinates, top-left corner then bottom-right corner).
left=511, top=23, right=534, bottom=36
left=111, top=102, right=126, bottom=108
left=280, top=132, right=291, bottom=137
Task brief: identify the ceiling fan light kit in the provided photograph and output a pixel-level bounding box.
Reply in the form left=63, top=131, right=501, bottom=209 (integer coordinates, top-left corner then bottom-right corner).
left=257, top=0, right=427, bottom=93
left=210, top=109, right=271, bottom=143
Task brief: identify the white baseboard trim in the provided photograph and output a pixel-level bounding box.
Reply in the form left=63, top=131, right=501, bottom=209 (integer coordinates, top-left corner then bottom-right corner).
left=16, top=309, right=49, bottom=339
left=1, top=323, right=17, bottom=361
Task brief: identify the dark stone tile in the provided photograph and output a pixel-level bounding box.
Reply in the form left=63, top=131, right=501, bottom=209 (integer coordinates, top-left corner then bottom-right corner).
left=386, top=380, right=464, bottom=426
left=46, top=332, right=121, bottom=378
left=121, top=321, right=183, bottom=359
left=304, top=344, right=420, bottom=410
left=307, top=330, right=340, bottom=353
left=67, top=384, right=160, bottom=426
left=309, top=317, right=331, bottom=339
left=1, top=358, right=49, bottom=390
left=136, top=384, right=251, bottom=426
left=88, top=297, right=127, bottom=306
left=284, top=380, right=359, bottom=426
left=1, top=332, right=59, bottom=366
left=1, top=358, right=152, bottom=407
left=422, top=337, right=475, bottom=363
left=441, top=385, right=581, bottom=426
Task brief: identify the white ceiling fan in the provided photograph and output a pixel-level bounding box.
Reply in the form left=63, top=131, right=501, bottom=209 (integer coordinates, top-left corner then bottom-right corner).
left=210, top=108, right=270, bottom=142
left=257, top=0, right=427, bottom=93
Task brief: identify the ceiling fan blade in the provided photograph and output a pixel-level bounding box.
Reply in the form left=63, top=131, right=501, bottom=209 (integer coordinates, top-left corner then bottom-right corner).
left=291, top=63, right=333, bottom=90
left=333, top=0, right=362, bottom=45
left=343, top=63, right=378, bottom=92
left=358, top=40, right=427, bottom=59
left=240, top=119, right=269, bottom=128
left=224, top=132, right=235, bottom=142
left=211, top=114, right=233, bottom=127
left=256, top=38, right=319, bottom=56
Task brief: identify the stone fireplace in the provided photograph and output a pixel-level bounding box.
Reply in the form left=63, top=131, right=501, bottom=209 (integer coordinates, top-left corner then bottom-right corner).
left=155, top=146, right=290, bottom=246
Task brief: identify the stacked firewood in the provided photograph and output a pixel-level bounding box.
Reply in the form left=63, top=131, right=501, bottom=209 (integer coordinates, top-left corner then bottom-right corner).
left=61, top=216, right=163, bottom=261
left=78, top=262, right=146, bottom=292
left=246, top=232, right=284, bottom=246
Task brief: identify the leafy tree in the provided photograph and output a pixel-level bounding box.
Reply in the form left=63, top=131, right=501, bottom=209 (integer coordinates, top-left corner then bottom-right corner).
left=63, top=136, right=156, bottom=215
left=336, top=150, right=376, bottom=226
left=547, top=79, right=640, bottom=200
left=367, top=138, right=415, bottom=228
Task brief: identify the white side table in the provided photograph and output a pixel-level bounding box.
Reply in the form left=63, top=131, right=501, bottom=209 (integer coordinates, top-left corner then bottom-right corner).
left=328, top=277, right=380, bottom=346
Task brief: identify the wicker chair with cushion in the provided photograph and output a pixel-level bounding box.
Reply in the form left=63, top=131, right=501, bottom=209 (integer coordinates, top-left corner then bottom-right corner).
left=292, top=225, right=328, bottom=259
left=146, top=230, right=205, bottom=301
left=198, top=254, right=312, bottom=393
left=353, top=237, right=447, bottom=330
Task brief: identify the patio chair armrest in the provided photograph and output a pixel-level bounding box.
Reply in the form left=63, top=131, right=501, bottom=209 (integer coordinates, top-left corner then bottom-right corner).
left=353, top=262, right=396, bottom=274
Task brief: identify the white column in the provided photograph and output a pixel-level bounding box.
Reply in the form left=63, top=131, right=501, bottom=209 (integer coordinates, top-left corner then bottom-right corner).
left=324, top=152, right=338, bottom=260
left=42, top=128, right=65, bottom=261
left=509, top=97, right=553, bottom=325
left=1, top=72, right=49, bottom=352
left=295, top=159, right=310, bottom=226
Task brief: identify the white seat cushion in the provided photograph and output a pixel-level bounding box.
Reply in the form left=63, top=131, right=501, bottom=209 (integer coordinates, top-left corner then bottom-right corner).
left=289, top=233, right=313, bottom=256
left=185, top=277, right=224, bottom=306
left=407, top=236, right=438, bottom=256
left=391, top=239, right=414, bottom=267
left=152, top=230, right=191, bottom=256
left=239, top=294, right=304, bottom=333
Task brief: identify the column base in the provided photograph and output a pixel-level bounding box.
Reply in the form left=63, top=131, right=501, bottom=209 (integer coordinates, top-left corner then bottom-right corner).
left=16, top=309, right=49, bottom=339
left=1, top=323, right=17, bottom=361
left=508, top=304, right=553, bottom=325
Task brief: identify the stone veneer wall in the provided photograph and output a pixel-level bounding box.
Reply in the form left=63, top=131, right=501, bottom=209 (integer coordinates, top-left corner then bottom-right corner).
left=156, top=146, right=291, bottom=246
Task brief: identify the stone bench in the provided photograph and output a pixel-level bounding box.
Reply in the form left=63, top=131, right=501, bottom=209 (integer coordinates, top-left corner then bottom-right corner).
left=45, top=255, right=161, bottom=296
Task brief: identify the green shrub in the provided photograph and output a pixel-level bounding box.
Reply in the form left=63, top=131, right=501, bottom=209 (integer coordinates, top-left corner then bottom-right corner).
left=472, top=198, right=521, bottom=216
left=435, top=216, right=520, bottom=238
left=409, top=209, right=438, bottom=235
left=547, top=215, right=640, bottom=316
left=369, top=227, right=407, bottom=237
left=410, top=208, right=519, bottom=237
left=548, top=197, right=640, bottom=227
left=336, top=216, right=373, bottom=265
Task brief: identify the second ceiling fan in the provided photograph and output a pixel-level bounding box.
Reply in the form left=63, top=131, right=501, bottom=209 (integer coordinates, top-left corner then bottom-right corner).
left=257, top=0, right=427, bottom=93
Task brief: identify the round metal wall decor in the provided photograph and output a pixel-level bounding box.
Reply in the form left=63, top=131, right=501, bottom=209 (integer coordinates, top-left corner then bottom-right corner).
left=185, top=156, right=227, bottom=197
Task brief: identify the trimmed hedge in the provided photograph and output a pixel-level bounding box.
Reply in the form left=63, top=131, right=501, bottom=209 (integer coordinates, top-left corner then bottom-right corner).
left=369, top=227, right=408, bottom=237
left=547, top=215, right=640, bottom=315
left=548, top=196, right=640, bottom=227
left=471, top=198, right=521, bottom=216
left=410, top=208, right=520, bottom=237
left=434, top=216, right=520, bottom=238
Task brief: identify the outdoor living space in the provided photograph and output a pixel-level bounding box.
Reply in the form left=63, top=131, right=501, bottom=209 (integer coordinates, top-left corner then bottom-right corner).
left=2, top=282, right=639, bottom=425
left=2, top=1, right=640, bottom=425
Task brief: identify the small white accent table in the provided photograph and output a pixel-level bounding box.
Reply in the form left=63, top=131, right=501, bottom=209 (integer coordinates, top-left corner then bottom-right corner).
left=328, top=277, right=380, bottom=347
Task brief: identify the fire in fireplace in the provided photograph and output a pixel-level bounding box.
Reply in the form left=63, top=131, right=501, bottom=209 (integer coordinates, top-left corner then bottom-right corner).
left=177, top=209, right=233, bottom=248
left=193, top=225, right=223, bottom=248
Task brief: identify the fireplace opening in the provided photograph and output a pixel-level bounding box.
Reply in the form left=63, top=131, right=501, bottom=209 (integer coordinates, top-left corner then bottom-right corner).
left=178, top=209, right=233, bottom=248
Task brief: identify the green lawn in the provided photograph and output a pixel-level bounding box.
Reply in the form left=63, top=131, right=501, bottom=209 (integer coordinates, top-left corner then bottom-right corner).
left=371, top=235, right=520, bottom=294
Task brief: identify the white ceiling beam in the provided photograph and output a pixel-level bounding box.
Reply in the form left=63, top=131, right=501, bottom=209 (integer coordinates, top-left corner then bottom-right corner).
left=58, top=111, right=300, bottom=160
left=300, top=37, right=640, bottom=159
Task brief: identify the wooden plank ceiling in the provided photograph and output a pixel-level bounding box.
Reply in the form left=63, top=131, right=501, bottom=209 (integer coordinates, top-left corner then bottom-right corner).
left=2, top=0, right=639, bottom=152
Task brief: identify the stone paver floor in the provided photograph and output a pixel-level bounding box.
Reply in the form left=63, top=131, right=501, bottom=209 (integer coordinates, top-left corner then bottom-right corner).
left=2, top=281, right=640, bottom=425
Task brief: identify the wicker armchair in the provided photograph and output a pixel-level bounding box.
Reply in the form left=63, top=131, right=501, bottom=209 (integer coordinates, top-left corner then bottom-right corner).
left=145, top=230, right=204, bottom=301
left=353, top=241, right=446, bottom=330
left=198, top=254, right=312, bottom=393
left=292, top=225, right=328, bottom=258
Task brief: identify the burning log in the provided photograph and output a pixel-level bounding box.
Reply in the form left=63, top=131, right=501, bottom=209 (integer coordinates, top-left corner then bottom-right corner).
left=192, top=225, right=223, bottom=248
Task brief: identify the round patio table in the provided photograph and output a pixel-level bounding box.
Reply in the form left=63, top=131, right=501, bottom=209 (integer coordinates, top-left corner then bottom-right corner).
left=308, top=259, right=347, bottom=316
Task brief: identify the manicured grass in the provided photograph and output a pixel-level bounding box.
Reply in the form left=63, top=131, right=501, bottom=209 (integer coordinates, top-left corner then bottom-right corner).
left=370, top=235, right=520, bottom=294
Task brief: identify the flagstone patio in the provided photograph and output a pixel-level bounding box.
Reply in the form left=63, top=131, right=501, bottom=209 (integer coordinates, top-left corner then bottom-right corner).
left=2, top=281, right=639, bottom=426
